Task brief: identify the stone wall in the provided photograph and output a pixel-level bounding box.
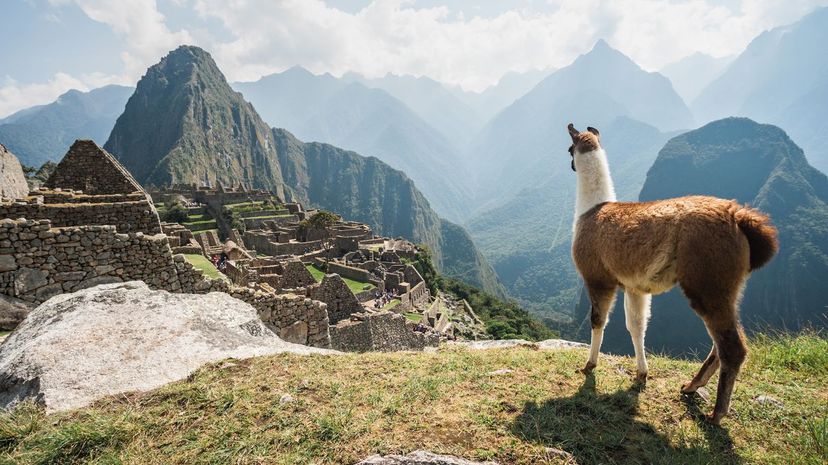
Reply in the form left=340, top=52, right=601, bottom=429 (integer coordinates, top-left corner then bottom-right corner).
left=0, top=199, right=162, bottom=235
left=252, top=293, right=329, bottom=348
left=330, top=311, right=439, bottom=352
left=309, top=274, right=363, bottom=324
left=281, top=260, right=316, bottom=289
left=326, top=261, right=372, bottom=283
left=0, top=219, right=210, bottom=305
left=244, top=230, right=322, bottom=256
left=0, top=218, right=332, bottom=348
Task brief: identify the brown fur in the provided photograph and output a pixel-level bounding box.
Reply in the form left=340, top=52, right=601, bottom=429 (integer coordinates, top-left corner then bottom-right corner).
left=568, top=125, right=779, bottom=425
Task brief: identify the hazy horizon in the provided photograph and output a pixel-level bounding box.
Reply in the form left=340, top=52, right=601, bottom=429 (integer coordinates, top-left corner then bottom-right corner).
left=3, top=0, right=828, bottom=118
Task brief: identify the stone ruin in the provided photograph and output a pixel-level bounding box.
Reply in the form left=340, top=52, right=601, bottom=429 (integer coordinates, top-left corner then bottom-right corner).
left=1, top=138, right=488, bottom=352
left=330, top=311, right=439, bottom=352
left=0, top=140, right=330, bottom=347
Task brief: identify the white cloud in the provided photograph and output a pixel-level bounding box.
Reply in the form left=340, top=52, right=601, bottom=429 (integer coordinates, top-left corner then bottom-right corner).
left=4, top=0, right=828, bottom=119
left=1, top=73, right=78, bottom=118
left=184, top=0, right=828, bottom=91
left=69, top=0, right=194, bottom=80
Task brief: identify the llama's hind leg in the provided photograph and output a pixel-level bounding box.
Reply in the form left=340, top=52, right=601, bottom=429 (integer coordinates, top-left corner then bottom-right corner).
left=681, top=346, right=719, bottom=393
left=580, top=283, right=617, bottom=374
left=624, top=291, right=651, bottom=382
left=708, top=322, right=747, bottom=425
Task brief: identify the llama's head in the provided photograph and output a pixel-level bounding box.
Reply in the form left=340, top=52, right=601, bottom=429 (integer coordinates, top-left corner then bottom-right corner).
left=567, top=123, right=601, bottom=172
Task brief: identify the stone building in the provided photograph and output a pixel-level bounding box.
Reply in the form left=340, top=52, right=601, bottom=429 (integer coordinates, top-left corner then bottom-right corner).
left=0, top=140, right=333, bottom=347
left=44, top=140, right=147, bottom=196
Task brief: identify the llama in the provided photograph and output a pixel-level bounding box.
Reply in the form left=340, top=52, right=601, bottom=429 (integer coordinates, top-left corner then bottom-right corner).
left=567, top=123, right=778, bottom=424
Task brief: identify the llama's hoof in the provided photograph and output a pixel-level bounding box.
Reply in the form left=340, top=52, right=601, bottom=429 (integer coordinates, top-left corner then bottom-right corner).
left=578, top=361, right=597, bottom=375
left=634, top=372, right=648, bottom=383
left=680, top=382, right=698, bottom=394
left=706, top=411, right=724, bottom=426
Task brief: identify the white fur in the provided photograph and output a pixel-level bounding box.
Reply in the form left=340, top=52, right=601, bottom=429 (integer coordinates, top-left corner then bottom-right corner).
left=573, top=148, right=617, bottom=226
left=624, top=291, right=652, bottom=376
left=573, top=146, right=651, bottom=375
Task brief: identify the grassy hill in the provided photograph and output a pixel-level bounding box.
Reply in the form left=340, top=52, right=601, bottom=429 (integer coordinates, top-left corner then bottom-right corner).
left=1, top=333, right=825, bottom=464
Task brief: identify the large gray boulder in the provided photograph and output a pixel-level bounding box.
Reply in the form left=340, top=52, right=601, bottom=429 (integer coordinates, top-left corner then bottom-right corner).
left=0, top=281, right=333, bottom=412
left=0, top=144, right=28, bottom=200
left=357, top=451, right=499, bottom=465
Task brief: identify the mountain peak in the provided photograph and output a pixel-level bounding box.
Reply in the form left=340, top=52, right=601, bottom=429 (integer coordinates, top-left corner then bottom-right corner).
left=579, top=38, right=633, bottom=66
left=105, top=45, right=283, bottom=189
left=591, top=38, right=612, bottom=52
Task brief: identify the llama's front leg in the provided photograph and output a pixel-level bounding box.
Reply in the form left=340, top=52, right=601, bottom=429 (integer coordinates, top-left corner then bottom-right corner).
left=624, top=291, right=651, bottom=382
left=580, top=284, right=616, bottom=374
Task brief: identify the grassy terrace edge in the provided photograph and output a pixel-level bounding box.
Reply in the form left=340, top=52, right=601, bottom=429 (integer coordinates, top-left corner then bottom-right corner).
left=0, top=333, right=825, bottom=464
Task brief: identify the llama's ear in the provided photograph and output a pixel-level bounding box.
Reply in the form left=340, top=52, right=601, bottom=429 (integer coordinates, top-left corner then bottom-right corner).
left=568, top=123, right=579, bottom=141
left=587, top=126, right=600, bottom=137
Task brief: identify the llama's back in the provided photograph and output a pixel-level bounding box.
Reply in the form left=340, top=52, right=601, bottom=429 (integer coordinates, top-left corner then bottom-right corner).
left=573, top=195, right=773, bottom=293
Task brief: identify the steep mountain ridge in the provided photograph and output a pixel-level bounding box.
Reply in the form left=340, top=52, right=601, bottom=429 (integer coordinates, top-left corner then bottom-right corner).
left=692, top=7, right=828, bottom=172
left=104, top=46, right=504, bottom=296
left=105, top=47, right=287, bottom=192
left=0, top=85, right=132, bottom=167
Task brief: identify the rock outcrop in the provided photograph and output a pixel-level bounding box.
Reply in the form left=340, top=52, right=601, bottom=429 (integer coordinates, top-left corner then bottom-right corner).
left=0, top=281, right=333, bottom=412
left=0, top=294, right=33, bottom=331
left=0, top=144, right=28, bottom=200
left=357, top=451, right=499, bottom=465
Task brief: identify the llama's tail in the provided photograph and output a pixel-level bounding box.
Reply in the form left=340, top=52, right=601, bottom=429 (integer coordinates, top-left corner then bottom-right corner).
left=735, top=206, right=779, bottom=271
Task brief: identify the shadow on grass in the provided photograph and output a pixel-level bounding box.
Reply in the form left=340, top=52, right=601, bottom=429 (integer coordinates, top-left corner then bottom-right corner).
left=510, top=375, right=742, bottom=464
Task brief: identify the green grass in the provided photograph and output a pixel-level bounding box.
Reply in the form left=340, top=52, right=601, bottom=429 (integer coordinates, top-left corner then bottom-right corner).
left=0, top=333, right=825, bottom=464
left=306, top=264, right=375, bottom=294
left=383, top=299, right=402, bottom=311
left=225, top=201, right=283, bottom=214
left=184, top=213, right=210, bottom=222
left=403, top=311, right=421, bottom=322
left=182, top=254, right=226, bottom=281
left=181, top=220, right=218, bottom=232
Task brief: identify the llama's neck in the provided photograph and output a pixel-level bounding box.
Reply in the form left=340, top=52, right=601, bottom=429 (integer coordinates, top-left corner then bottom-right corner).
left=574, top=148, right=616, bottom=221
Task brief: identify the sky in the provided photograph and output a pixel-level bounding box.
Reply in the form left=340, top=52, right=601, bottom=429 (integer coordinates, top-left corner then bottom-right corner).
left=1, top=0, right=827, bottom=118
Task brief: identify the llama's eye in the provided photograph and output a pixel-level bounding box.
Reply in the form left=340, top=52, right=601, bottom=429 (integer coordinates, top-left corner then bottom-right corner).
left=568, top=146, right=574, bottom=155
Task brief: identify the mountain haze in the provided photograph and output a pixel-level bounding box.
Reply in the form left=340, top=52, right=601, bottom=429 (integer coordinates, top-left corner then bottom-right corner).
left=341, top=72, right=484, bottom=148
left=0, top=85, right=132, bottom=168
left=660, top=52, right=732, bottom=102
left=234, top=69, right=473, bottom=221
left=104, top=46, right=504, bottom=296
left=467, top=39, right=693, bottom=209
left=692, top=7, right=828, bottom=172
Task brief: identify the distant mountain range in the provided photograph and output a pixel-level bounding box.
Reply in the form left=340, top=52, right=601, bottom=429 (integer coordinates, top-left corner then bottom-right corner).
left=466, top=39, right=693, bottom=210
left=233, top=68, right=473, bottom=221
left=0, top=85, right=132, bottom=167
left=594, top=118, right=828, bottom=355
left=659, top=52, right=732, bottom=103
left=692, top=7, right=828, bottom=173
left=104, top=45, right=504, bottom=296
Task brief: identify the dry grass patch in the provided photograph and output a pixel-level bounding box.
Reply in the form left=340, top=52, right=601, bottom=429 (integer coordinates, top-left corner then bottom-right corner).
left=0, top=334, right=825, bottom=464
